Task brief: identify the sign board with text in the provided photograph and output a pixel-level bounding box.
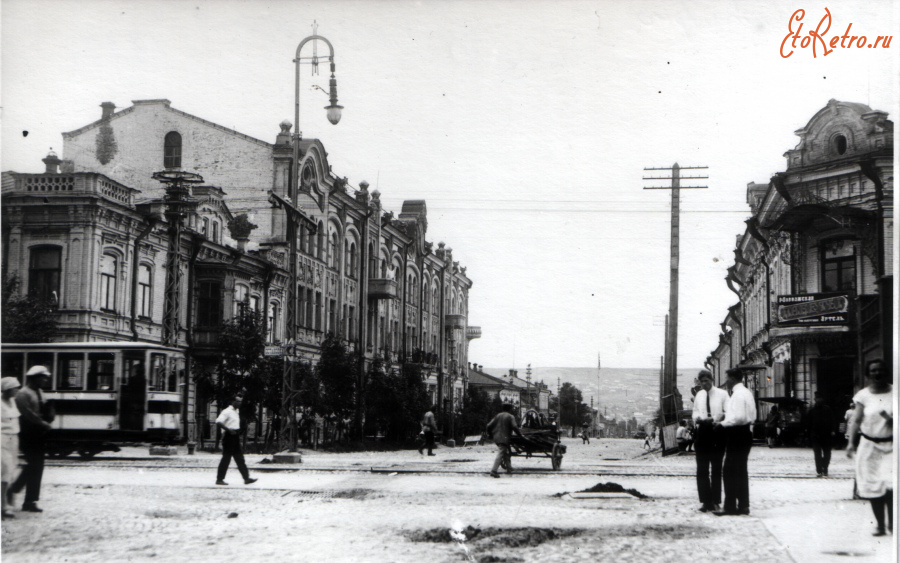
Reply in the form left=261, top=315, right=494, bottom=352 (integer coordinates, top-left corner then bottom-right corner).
left=776, top=293, right=850, bottom=327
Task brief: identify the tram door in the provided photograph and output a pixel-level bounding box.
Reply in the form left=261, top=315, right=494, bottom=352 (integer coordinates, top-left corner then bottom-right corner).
left=120, top=352, right=146, bottom=431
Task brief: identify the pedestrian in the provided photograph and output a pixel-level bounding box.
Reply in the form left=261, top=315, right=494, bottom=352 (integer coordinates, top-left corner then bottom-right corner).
left=581, top=422, right=590, bottom=444
left=486, top=403, right=523, bottom=478
left=676, top=420, right=691, bottom=452
left=714, top=368, right=757, bottom=516
left=843, top=400, right=855, bottom=447
left=419, top=405, right=437, bottom=456
left=806, top=392, right=836, bottom=477
left=2, top=377, right=22, bottom=519
left=765, top=405, right=781, bottom=448
left=214, top=394, right=257, bottom=486
left=692, top=369, right=728, bottom=513
left=643, top=433, right=651, bottom=450
left=846, top=359, right=893, bottom=537
left=7, top=366, right=54, bottom=513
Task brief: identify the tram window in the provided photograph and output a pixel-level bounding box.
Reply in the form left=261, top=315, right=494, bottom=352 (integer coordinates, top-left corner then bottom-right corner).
left=150, top=354, right=167, bottom=391
left=1, top=353, right=25, bottom=384
left=57, top=353, right=85, bottom=390
left=88, top=353, right=115, bottom=390
left=26, top=352, right=54, bottom=387
left=123, top=352, right=145, bottom=387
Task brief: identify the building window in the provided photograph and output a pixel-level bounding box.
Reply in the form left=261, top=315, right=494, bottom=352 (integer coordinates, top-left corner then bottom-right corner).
left=329, top=232, right=338, bottom=269
left=212, top=221, right=220, bottom=244
left=137, top=264, right=152, bottom=318
left=164, top=132, right=182, bottom=169
left=268, top=302, right=279, bottom=344
left=234, top=284, right=249, bottom=316
left=197, top=281, right=222, bottom=327
left=28, top=246, right=61, bottom=303
left=834, top=134, right=847, bottom=155
left=315, top=291, right=323, bottom=331
left=346, top=242, right=357, bottom=278
left=202, top=217, right=209, bottom=237
left=822, top=243, right=856, bottom=292
left=317, top=222, right=325, bottom=261
left=100, top=253, right=117, bottom=311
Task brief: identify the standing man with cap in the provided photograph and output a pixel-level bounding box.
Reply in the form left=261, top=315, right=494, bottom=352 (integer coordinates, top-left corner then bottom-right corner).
left=714, top=369, right=757, bottom=516
left=419, top=406, right=437, bottom=456
left=486, top=403, right=523, bottom=478
left=8, top=366, right=54, bottom=513
left=2, top=377, right=22, bottom=519
left=692, top=369, right=728, bottom=513
left=215, top=394, right=257, bottom=486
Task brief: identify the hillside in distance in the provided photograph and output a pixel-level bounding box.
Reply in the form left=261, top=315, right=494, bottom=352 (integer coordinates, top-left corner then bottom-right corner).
left=483, top=366, right=702, bottom=424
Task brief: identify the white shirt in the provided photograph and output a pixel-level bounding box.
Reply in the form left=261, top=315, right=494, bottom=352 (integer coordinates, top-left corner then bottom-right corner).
left=721, top=382, right=757, bottom=427
left=216, top=405, right=241, bottom=431
left=692, top=386, right=728, bottom=424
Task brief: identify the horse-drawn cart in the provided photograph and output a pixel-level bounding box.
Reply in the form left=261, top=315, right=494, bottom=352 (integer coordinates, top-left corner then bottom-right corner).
left=494, top=410, right=566, bottom=470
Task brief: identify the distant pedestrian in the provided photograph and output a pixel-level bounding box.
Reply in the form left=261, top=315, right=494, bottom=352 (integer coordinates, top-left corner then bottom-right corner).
left=8, top=366, right=54, bottom=513
left=215, top=395, right=257, bottom=486
left=643, top=433, right=651, bottom=450
left=806, top=392, right=836, bottom=477
left=765, top=405, right=781, bottom=448
left=419, top=406, right=437, bottom=456
left=846, top=359, right=893, bottom=537
left=692, top=369, right=728, bottom=513
left=486, top=404, right=523, bottom=478
left=676, top=420, right=692, bottom=452
left=581, top=423, right=590, bottom=444
left=714, top=369, right=757, bottom=516
left=2, top=377, right=22, bottom=519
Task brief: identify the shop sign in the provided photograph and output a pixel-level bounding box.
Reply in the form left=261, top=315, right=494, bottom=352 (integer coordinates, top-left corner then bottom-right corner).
left=776, top=293, right=849, bottom=326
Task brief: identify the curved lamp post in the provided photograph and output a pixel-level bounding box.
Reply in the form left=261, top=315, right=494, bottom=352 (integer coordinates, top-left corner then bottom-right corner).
left=278, top=31, right=343, bottom=451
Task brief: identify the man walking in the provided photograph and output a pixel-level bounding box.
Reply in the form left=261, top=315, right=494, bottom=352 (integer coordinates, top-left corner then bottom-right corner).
left=714, top=369, right=757, bottom=516
left=486, top=404, right=523, bottom=478
left=215, top=395, right=257, bottom=486
left=419, top=405, right=437, bottom=456
left=8, top=366, right=54, bottom=513
left=806, top=392, right=836, bottom=477
left=692, top=369, right=728, bottom=512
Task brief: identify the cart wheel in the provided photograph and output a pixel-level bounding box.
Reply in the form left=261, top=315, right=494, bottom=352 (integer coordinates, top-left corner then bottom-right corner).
left=500, top=457, right=509, bottom=470
left=551, top=443, right=563, bottom=471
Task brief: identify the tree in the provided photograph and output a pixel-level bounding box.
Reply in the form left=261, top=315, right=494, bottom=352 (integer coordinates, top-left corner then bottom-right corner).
left=2, top=275, right=58, bottom=343
left=364, top=359, right=429, bottom=442
left=314, top=333, right=358, bottom=441
left=558, top=382, right=591, bottom=428
left=458, top=386, right=494, bottom=436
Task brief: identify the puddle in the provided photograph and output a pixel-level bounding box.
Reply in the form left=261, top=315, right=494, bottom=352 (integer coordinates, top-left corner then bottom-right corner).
left=444, top=459, right=478, bottom=463
left=408, top=526, right=584, bottom=547
left=556, top=482, right=647, bottom=499
left=821, top=551, right=875, bottom=557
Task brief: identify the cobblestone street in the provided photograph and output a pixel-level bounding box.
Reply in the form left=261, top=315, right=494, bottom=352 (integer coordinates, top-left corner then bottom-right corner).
left=1, top=439, right=893, bottom=562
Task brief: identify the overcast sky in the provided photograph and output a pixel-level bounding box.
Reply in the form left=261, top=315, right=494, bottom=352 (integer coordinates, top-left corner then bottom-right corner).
left=2, top=0, right=897, bottom=370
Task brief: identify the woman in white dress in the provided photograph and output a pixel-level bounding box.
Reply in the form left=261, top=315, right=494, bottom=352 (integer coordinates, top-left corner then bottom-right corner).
left=846, top=359, right=893, bottom=536
left=1, top=377, right=22, bottom=519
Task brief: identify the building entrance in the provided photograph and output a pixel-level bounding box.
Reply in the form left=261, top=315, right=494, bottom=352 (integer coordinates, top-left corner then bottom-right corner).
left=813, top=356, right=855, bottom=413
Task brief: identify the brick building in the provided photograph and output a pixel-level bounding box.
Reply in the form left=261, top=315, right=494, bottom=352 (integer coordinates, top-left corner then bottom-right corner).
left=706, top=100, right=893, bottom=427
left=2, top=99, right=480, bottom=440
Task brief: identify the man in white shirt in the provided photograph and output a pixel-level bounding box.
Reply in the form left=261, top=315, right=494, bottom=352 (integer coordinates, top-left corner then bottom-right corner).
left=714, top=369, right=757, bottom=516
left=215, top=395, right=257, bottom=486
left=692, top=369, right=728, bottom=512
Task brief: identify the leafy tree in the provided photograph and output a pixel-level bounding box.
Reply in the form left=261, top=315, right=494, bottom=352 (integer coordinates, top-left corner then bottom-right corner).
left=458, top=386, right=494, bottom=436
left=2, top=275, right=57, bottom=343
left=314, top=334, right=358, bottom=439
left=558, top=382, right=591, bottom=428
left=363, top=359, right=429, bottom=442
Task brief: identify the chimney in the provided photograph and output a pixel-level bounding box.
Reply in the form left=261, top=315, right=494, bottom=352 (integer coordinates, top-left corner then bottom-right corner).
left=42, top=149, right=61, bottom=174
left=101, top=102, right=116, bottom=120
left=509, top=369, right=515, bottom=380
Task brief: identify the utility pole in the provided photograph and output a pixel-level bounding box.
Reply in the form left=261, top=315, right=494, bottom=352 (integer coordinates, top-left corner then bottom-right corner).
left=643, top=163, right=707, bottom=426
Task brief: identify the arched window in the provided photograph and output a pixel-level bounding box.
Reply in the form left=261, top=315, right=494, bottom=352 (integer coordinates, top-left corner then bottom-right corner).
left=329, top=231, right=338, bottom=269
left=432, top=285, right=438, bottom=314
left=100, top=253, right=118, bottom=311
left=317, top=222, right=325, bottom=261
left=212, top=221, right=220, bottom=244
left=346, top=241, right=357, bottom=278
left=268, top=301, right=280, bottom=344
left=164, top=132, right=182, bottom=169
left=28, top=245, right=61, bottom=302
left=234, top=284, right=249, bottom=316
left=299, top=224, right=307, bottom=255
left=137, top=264, right=152, bottom=318
left=423, top=279, right=430, bottom=313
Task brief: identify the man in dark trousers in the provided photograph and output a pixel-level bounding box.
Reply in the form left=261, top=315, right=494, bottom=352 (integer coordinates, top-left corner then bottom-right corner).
left=215, top=394, right=257, bottom=486
left=8, top=366, right=54, bottom=513
left=714, top=369, right=757, bottom=516
left=806, top=391, right=836, bottom=477
left=419, top=406, right=437, bottom=456
left=692, top=369, right=728, bottom=512
left=486, top=404, right=523, bottom=478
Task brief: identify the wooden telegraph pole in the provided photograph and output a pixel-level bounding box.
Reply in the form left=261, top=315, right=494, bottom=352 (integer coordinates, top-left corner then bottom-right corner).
left=643, top=163, right=707, bottom=450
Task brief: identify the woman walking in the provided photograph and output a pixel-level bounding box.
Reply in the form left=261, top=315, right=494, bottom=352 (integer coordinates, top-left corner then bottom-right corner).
left=846, top=359, right=893, bottom=536
left=2, top=377, right=22, bottom=519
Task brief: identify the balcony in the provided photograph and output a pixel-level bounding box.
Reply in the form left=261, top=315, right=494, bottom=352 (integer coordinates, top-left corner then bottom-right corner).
left=466, top=326, right=482, bottom=340
left=12, top=172, right=138, bottom=206
left=368, top=278, right=397, bottom=300
left=444, top=314, right=466, bottom=329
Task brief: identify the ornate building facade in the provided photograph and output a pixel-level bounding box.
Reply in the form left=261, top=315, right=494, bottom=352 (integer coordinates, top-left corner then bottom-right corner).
left=2, top=99, right=479, bottom=440
left=706, top=100, right=893, bottom=423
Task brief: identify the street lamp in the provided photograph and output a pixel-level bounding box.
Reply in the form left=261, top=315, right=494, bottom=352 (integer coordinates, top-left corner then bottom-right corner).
left=277, top=28, right=343, bottom=451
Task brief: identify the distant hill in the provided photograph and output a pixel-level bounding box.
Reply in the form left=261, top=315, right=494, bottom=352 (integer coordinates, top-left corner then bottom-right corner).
left=482, top=366, right=701, bottom=424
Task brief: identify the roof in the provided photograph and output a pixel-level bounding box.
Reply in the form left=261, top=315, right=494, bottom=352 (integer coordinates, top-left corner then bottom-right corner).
left=467, top=369, right=512, bottom=388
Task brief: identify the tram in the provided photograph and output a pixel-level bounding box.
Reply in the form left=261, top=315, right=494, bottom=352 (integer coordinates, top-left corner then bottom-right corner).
left=1, top=342, right=185, bottom=457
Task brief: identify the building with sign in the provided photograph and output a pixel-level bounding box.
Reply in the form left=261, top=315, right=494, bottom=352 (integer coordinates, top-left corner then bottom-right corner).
left=706, top=100, right=893, bottom=421
left=2, top=99, right=480, bottom=441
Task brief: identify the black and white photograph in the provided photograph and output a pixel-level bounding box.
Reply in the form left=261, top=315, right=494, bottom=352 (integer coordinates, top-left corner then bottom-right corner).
left=1, top=1, right=896, bottom=561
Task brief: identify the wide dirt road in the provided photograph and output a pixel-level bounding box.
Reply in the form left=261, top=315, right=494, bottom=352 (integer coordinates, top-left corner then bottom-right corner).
left=1, top=438, right=893, bottom=562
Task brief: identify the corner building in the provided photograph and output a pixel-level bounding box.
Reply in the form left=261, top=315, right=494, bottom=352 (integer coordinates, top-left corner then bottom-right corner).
left=707, top=100, right=892, bottom=424
left=2, top=99, right=479, bottom=441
